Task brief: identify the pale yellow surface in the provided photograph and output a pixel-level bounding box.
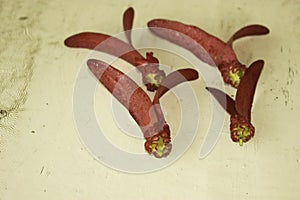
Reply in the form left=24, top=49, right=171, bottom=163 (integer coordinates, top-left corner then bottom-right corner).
left=0, top=0, right=300, bottom=199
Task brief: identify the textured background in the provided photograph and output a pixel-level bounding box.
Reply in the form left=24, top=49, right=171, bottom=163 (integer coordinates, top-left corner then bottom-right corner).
left=0, top=0, right=299, bottom=199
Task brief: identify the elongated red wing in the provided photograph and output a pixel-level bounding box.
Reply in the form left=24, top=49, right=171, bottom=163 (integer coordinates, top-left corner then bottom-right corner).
left=64, top=32, right=144, bottom=66
left=227, top=25, right=270, bottom=46
left=205, top=87, right=238, bottom=116
left=153, top=69, right=199, bottom=104
left=123, top=7, right=134, bottom=46
left=148, top=19, right=238, bottom=66
left=235, top=60, right=264, bottom=121
left=87, top=59, right=155, bottom=128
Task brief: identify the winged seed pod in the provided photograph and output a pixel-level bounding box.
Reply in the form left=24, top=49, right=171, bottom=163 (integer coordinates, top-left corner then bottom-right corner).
left=148, top=19, right=269, bottom=88
left=206, top=60, right=264, bottom=145
left=87, top=58, right=198, bottom=157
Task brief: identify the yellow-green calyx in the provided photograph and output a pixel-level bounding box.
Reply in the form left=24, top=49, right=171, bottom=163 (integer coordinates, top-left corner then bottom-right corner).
left=218, top=62, right=246, bottom=88
left=146, top=73, right=163, bottom=88
left=149, top=136, right=166, bottom=157
left=230, top=115, right=255, bottom=146
left=233, top=124, right=251, bottom=146
left=144, top=124, right=171, bottom=158
left=228, top=69, right=244, bottom=88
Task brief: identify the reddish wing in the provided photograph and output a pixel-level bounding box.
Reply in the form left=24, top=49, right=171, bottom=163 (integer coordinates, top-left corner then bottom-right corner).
left=87, top=59, right=158, bottom=127
left=123, top=7, right=134, bottom=46
left=64, top=32, right=144, bottom=66
left=227, top=25, right=270, bottom=47
left=235, top=60, right=264, bottom=121
left=153, top=69, right=199, bottom=104
left=205, top=87, right=238, bottom=116
left=148, top=19, right=237, bottom=66
left=87, top=59, right=172, bottom=158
